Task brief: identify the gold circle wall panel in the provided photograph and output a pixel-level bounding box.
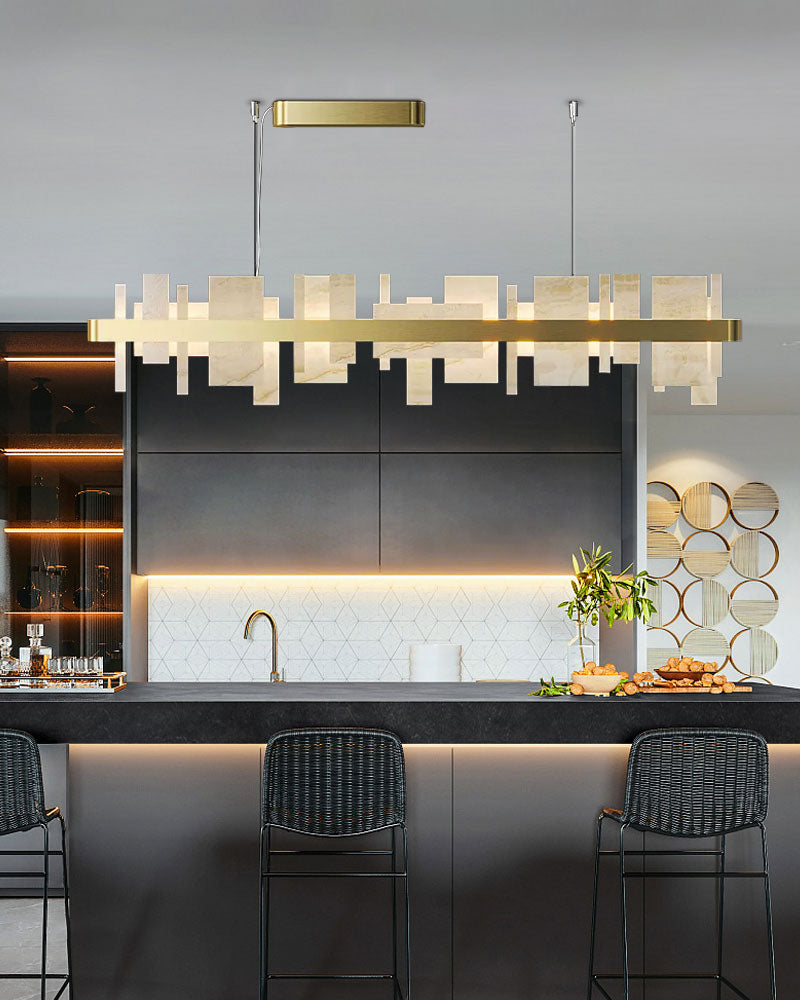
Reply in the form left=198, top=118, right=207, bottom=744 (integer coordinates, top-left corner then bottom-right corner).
left=730, top=627, right=778, bottom=679
left=730, top=531, right=779, bottom=579
left=680, top=579, right=730, bottom=628
left=730, top=580, right=779, bottom=627
left=730, top=481, right=779, bottom=530
left=681, top=481, right=731, bottom=530
left=649, top=579, right=682, bottom=628
left=647, top=530, right=681, bottom=560
left=647, top=482, right=681, bottom=530
left=681, top=531, right=731, bottom=579
left=680, top=627, right=731, bottom=664
left=647, top=530, right=681, bottom=578
left=646, top=627, right=680, bottom=672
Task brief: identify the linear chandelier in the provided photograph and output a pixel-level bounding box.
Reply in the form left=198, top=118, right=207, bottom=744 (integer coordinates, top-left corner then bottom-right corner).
left=89, top=99, right=741, bottom=407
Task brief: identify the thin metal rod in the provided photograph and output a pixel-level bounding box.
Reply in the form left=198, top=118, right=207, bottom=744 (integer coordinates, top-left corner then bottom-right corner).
left=587, top=814, right=603, bottom=999
left=569, top=99, right=579, bottom=276
left=40, top=823, right=49, bottom=1000
left=251, top=100, right=273, bottom=278
left=716, top=834, right=726, bottom=1000
left=760, top=823, right=777, bottom=1000
left=619, top=823, right=629, bottom=1000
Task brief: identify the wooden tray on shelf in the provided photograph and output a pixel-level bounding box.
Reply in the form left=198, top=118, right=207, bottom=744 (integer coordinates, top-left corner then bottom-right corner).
left=0, top=672, right=127, bottom=693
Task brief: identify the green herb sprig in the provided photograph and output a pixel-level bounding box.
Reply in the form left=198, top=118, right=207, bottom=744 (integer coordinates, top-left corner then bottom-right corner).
left=532, top=676, right=571, bottom=697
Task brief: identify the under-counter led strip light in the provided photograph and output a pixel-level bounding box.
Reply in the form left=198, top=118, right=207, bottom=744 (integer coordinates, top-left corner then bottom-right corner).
left=3, top=449, right=124, bottom=457
left=4, top=527, right=123, bottom=535
left=3, top=356, right=115, bottom=363
left=146, top=574, right=573, bottom=582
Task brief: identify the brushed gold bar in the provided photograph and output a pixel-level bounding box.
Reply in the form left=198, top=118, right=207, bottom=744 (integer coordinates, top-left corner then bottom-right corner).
left=272, top=100, right=425, bottom=127
left=88, top=319, right=741, bottom=345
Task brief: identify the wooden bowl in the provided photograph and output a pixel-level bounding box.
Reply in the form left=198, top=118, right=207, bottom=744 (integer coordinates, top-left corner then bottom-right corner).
left=571, top=672, right=621, bottom=695
left=655, top=663, right=721, bottom=682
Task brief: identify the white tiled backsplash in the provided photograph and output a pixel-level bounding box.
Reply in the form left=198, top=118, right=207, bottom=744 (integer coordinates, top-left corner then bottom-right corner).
left=148, top=578, right=591, bottom=682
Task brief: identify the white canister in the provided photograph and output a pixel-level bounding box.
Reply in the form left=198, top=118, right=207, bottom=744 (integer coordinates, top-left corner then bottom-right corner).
left=408, top=643, right=462, bottom=682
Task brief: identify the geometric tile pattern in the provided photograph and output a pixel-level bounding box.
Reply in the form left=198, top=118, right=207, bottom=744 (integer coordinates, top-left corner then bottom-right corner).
left=148, top=577, right=588, bottom=682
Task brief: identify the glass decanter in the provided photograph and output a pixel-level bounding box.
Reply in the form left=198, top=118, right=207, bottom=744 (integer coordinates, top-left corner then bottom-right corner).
left=0, top=637, right=20, bottom=689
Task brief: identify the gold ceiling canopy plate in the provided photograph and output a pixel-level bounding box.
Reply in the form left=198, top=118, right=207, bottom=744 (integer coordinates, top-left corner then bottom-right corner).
left=272, top=100, right=425, bottom=127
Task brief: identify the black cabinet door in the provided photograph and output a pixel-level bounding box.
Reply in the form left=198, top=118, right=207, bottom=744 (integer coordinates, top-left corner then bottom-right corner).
left=136, top=346, right=379, bottom=453
left=137, top=454, right=379, bottom=573
left=380, top=453, right=621, bottom=573
left=380, top=354, right=628, bottom=453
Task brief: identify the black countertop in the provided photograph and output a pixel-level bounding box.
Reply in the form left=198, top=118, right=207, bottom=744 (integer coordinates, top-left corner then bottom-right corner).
left=0, top=681, right=798, bottom=744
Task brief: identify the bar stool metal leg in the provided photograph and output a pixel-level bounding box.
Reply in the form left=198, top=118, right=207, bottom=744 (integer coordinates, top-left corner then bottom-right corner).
left=716, top=833, right=726, bottom=1000
left=259, top=825, right=271, bottom=1000
left=760, top=823, right=777, bottom=1000
left=587, top=813, right=604, bottom=1000
left=59, top=813, right=74, bottom=1000
left=401, top=825, right=411, bottom=1000
left=618, top=824, right=630, bottom=1000
left=40, top=822, right=49, bottom=1000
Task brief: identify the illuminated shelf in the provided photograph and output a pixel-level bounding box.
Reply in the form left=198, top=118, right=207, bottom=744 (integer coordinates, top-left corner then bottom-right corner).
left=3, top=448, right=123, bottom=457
left=2, top=611, right=122, bottom=616
left=4, top=526, right=124, bottom=535
left=3, top=356, right=115, bottom=363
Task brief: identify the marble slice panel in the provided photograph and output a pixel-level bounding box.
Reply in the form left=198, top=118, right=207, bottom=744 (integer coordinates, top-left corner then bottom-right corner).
left=531, top=277, right=590, bottom=385
left=406, top=358, right=433, bottom=405
left=611, top=274, right=640, bottom=364
left=207, top=342, right=265, bottom=389
left=372, top=341, right=484, bottom=361
left=651, top=275, right=709, bottom=320
left=533, top=342, right=590, bottom=386
left=506, top=284, right=518, bottom=320
left=443, top=275, right=499, bottom=319
left=329, top=274, right=356, bottom=364
left=444, top=343, right=499, bottom=384
left=293, top=274, right=330, bottom=320
left=253, top=343, right=280, bottom=405
left=532, top=275, right=589, bottom=319
left=379, top=273, right=391, bottom=303
left=207, top=275, right=264, bottom=320
left=142, top=273, right=169, bottom=319
left=140, top=271, right=171, bottom=365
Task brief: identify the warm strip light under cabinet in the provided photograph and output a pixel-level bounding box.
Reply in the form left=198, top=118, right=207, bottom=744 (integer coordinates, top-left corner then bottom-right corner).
left=4, top=527, right=124, bottom=535
left=3, top=356, right=115, bottom=363
left=3, top=449, right=124, bottom=457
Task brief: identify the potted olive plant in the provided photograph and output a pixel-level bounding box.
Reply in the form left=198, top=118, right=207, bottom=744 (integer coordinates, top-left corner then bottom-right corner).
left=560, top=544, right=656, bottom=672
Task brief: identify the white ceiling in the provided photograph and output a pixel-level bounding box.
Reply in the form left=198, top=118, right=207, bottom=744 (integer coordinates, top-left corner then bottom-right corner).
left=2, top=0, right=799, bottom=412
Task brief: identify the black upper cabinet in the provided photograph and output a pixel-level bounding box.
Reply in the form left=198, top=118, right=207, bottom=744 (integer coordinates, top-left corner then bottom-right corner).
left=136, top=345, right=379, bottom=453
left=136, top=453, right=379, bottom=573
left=380, top=453, right=622, bottom=573
left=381, top=353, right=627, bottom=453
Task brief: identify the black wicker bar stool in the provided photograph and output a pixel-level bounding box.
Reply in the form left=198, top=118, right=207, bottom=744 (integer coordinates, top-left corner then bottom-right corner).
left=0, top=729, right=74, bottom=999
left=259, top=727, right=410, bottom=1000
left=588, top=727, right=776, bottom=1000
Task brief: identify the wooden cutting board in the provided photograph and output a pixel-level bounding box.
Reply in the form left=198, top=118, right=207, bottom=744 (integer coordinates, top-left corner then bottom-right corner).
left=640, top=686, right=752, bottom=694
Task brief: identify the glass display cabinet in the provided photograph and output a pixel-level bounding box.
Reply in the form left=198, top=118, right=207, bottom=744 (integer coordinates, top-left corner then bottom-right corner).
left=0, top=327, right=124, bottom=672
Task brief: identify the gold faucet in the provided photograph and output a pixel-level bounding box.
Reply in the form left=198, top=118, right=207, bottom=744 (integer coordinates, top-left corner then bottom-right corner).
left=243, top=610, right=283, bottom=682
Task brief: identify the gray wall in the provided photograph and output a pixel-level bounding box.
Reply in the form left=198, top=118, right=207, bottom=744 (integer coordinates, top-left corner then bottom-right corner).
left=3, top=0, right=800, bottom=420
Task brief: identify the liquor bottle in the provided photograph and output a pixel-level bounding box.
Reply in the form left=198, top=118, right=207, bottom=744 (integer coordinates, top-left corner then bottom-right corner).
left=20, top=624, right=51, bottom=689
left=0, top=637, right=20, bottom=689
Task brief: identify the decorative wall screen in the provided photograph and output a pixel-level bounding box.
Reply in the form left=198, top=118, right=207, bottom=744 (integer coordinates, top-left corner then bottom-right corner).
left=646, top=480, right=779, bottom=682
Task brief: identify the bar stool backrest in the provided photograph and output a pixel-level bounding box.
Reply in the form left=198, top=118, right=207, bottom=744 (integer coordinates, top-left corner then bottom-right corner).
left=262, top=728, right=406, bottom=836
left=0, top=729, right=46, bottom=835
left=620, top=728, right=769, bottom=837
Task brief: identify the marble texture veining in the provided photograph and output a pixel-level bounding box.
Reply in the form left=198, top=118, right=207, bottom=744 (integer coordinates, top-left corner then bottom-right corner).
left=147, top=578, right=585, bottom=683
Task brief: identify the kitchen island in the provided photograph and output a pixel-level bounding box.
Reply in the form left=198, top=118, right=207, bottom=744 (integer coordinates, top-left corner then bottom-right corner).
left=1, top=682, right=797, bottom=1000
left=2, top=680, right=800, bottom=742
